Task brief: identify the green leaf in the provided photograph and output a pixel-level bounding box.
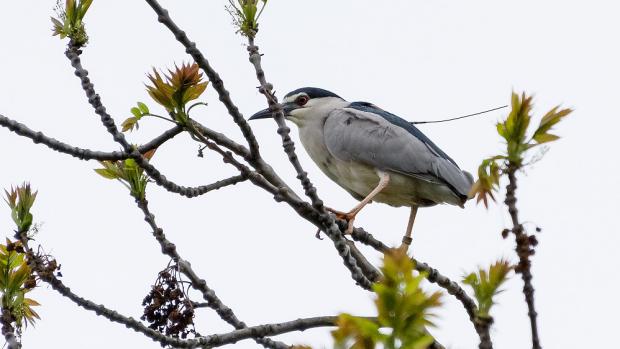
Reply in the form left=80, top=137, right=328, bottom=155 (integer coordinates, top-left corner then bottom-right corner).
left=463, top=259, right=513, bottom=318
left=470, top=156, right=505, bottom=208
left=19, top=213, right=33, bottom=232
left=146, top=63, right=208, bottom=116
left=333, top=249, right=441, bottom=349
left=532, top=133, right=560, bottom=144
left=182, top=82, right=208, bottom=104
left=496, top=122, right=506, bottom=139
left=137, top=102, right=149, bottom=114
left=94, top=168, right=117, bottom=180
left=66, top=0, right=76, bottom=22
left=24, top=298, right=40, bottom=307
left=51, top=17, right=64, bottom=35
left=4, top=184, right=37, bottom=233
left=121, top=116, right=139, bottom=133
left=91, top=147, right=152, bottom=199
left=531, top=106, right=571, bottom=145
left=130, top=107, right=142, bottom=118
left=78, top=0, right=93, bottom=19
left=100, top=161, right=125, bottom=179
left=333, top=314, right=382, bottom=349
left=8, top=263, right=30, bottom=293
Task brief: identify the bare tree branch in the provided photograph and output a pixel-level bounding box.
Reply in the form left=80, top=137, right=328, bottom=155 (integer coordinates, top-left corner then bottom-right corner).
left=64, top=44, right=134, bottom=153
left=0, top=113, right=182, bottom=161
left=15, top=229, right=192, bottom=349
left=144, top=0, right=260, bottom=158
left=32, top=266, right=348, bottom=349
left=141, top=0, right=373, bottom=291
left=246, top=40, right=323, bottom=208
left=135, top=197, right=288, bottom=349
left=244, top=40, right=373, bottom=290
left=2, top=108, right=372, bottom=290
left=191, top=120, right=302, bottom=202
left=0, top=112, right=251, bottom=198
left=191, top=120, right=250, bottom=159
left=0, top=2, right=543, bottom=349
left=34, top=272, right=190, bottom=347
left=141, top=0, right=306, bottom=208
left=505, top=164, right=541, bottom=349
left=12, top=202, right=345, bottom=349
left=1, top=308, right=20, bottom=349
left=345, top=240, right=382, bottom=282
left=416, top=260, right=493, bottom=349
left=63, top=44, right=261, bottom=200
left=203, top=316, right=340, bottom=346
left=349, top=227, right=493, bottom=349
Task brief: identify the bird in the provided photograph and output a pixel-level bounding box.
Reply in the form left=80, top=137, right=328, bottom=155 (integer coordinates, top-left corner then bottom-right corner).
left=250, top=87, right=474, bottom=251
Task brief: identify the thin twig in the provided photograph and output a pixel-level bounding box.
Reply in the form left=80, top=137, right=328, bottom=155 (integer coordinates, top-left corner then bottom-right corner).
left=25, top=265, right=350, bottom=349
left=64, top=45, right=254, bottom=199
left=61, top=40, right=288, bottom=348
left=245, top=39, right=373, bottom=290
left=0, top=113, right=182, bottom=161
left=35, top=272, right=193, bottom=347
left=0, top=112, right=249, bottom=197
left=346, top=240, right=382, bottom=282
left=13, top=212, right=344, bottom=349
left=505, top=163, right=541, bottom=349
left=246, top=40, right=323, bottom=208
left=142, top=0, right=307, bottom=209
left=135, top=197, right=288, bottom=349
left=190, top=119, right=318, bottom=222
left=1, top=308, right=20, bottom=349
left=141, top=0, right=373, bottom=290
left=3, top=105, right=371, bottom=289
left=144, top=0, right=261, bottom=158
left=349, top=227, right=494, bottom=349
left=416, top=260, right=493, bottom=349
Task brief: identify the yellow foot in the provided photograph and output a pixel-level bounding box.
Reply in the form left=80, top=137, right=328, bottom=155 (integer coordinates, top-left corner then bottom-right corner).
left=325, top=207, right=357, bottom=234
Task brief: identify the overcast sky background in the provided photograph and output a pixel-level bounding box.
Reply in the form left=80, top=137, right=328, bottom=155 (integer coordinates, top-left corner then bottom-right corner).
left=1, top=1, right=619, bottom=348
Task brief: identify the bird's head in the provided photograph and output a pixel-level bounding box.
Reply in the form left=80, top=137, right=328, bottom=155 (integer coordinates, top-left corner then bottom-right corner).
left=249, top=87, right=346, bottom=126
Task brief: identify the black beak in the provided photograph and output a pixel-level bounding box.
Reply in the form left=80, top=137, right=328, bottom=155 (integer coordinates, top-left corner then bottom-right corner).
left=249, top=102, right=297, bottom=120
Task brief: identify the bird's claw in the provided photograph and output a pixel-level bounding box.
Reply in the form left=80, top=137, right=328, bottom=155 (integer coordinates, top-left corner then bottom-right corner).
left=325, top=207, right=350, bottom=220
left=314, top=229, right=324, bottom=240
left=325, top=207, right=357, bottom=235
left=344, top=218, right=356, bottom=235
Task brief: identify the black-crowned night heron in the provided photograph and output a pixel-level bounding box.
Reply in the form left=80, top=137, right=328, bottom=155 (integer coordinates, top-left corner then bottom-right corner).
left=250, top=87, right=473, bottom=250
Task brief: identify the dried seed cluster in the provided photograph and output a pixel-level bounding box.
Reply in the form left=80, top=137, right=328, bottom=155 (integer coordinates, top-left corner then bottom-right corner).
left=141, top=267, right=196, bottom=340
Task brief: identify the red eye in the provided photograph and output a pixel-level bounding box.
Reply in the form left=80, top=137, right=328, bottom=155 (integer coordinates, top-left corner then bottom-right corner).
left=296, top=95, right=309, bottom=106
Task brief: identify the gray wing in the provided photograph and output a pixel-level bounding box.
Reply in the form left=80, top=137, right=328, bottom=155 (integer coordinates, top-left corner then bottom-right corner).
left=323, top=106, right=473, bottom=199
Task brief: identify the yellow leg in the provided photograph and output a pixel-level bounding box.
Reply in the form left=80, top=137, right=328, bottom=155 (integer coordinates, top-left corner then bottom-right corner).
left=399, top=206, right=418, bottom=252
left=328, top=171, right=391, bottom=234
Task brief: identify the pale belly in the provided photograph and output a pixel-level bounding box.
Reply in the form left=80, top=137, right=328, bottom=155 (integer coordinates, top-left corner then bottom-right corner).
left=297, top=122, right=462, bottom=208
left=317, top=155, right=462, bottom=208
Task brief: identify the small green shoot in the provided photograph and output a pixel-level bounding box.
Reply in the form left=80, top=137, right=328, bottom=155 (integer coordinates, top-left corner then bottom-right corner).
left=4, top=183, right=37, bottom=234
left=138, top=63, right=208, bottom=126
left=226, top=0, right=268, bottom=38
left=94, top=148, right=156, bottom=200
left=332, top=249, right=442, bottom=349
left=122, top=102, right=150, bottom=132
left=51, top=0, right=93, bottom=46
left=470, top=92, right=572, bottom=207
left=462, top=259, right=513, bottom=319
left=0, top=240, right=40, bottom=330
left=2, top=184, right=41, bottom=330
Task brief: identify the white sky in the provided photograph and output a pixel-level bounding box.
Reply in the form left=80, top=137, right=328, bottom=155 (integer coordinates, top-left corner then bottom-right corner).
left=1, top=1, right=619, bottom=348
